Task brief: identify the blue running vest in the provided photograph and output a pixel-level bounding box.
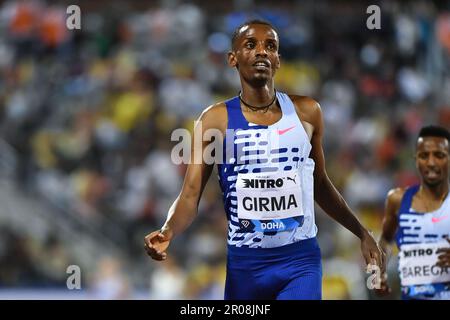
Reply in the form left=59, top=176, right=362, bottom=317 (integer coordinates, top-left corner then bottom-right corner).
left=217, top=91, right=318, bottom=249
left=396, top=185, right=450, bottom=300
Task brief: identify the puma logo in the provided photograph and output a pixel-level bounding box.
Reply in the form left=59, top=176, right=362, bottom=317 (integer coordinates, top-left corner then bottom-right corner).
left=287, top=175, right=296, bottom=184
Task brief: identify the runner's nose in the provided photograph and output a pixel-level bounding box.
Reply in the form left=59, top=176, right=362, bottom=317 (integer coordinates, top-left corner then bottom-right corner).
left=255, top=42, right=268, bottom=57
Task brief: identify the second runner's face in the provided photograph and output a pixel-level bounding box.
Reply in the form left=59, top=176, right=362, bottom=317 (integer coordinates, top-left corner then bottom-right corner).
left=416, top=136, right=449, bottom=187
left=228, top=24, right=280, bottom=86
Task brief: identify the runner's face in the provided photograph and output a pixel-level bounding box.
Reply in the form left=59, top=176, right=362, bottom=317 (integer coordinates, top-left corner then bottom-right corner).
left=228, top=24, right=280, bottom=86
left=416, top=137, right=449, bottom=187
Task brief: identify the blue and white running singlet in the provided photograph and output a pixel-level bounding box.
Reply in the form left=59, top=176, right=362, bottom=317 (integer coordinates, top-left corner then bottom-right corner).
left=217, top=91, right=318, bottom=249
left=217, top=92, right=322, bottom=300
left=396, top=185, right=450, bottom=300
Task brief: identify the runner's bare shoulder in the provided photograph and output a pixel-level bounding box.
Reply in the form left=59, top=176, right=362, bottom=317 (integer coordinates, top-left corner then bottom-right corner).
left=287, top=95, right=321, bottom=124
left=199, top=102, right=228, bottom=134
left=386, top=187, right=406, bottom=213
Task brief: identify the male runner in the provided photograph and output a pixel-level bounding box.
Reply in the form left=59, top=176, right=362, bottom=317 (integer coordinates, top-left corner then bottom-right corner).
left=377, top=125, right=450, bottom=300
left=144, top=20, right=382, bottom=300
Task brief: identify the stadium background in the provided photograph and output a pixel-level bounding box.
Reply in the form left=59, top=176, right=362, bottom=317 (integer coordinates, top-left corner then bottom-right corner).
left=0, top=0, right=449, bottom=299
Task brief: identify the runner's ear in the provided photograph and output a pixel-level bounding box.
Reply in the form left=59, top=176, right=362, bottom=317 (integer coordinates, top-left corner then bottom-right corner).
left=228, top=51, right=238, bottom=68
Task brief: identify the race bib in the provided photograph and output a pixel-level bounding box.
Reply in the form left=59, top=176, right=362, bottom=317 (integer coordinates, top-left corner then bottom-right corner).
left=236, top=170, right=303, bottom=220
left=399, top=242, right=450, bottom=287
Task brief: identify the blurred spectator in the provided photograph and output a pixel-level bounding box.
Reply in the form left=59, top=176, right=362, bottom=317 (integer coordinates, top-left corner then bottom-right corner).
left=149, top=256, right=186, bottom=300
left=89, top=256, right=131, bottom=299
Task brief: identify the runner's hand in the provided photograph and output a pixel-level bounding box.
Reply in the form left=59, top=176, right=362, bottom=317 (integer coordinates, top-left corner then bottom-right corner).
left=436, top=237, right=450, bottom=268
left=361, top=230, right=384, bottom=273
left=374, top=273, right=391, bottom=296
left=144, top=228, right=173, bottom=261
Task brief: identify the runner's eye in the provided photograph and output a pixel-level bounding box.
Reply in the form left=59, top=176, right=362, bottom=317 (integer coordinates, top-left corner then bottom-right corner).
left=267, top=42, right=277, bottom=51
left=418, top=153, right=428, bottom=160
left=435, top=152, right=447, bottom=159
left=245, top=41, right=255, bottom=49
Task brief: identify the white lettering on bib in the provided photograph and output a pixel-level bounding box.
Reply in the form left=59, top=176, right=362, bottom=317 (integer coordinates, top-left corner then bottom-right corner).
left=236, top=170, right=303, bottom=220
left=399, top=242, right=450, bottom=286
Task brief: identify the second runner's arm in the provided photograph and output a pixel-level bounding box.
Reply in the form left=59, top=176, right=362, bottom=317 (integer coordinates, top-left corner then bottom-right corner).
left=376, top=188, right=403, bottom=294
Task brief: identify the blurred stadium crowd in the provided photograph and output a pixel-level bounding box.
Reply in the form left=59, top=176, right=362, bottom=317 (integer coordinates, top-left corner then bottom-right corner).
left=0, top=0, right=449, bottom=299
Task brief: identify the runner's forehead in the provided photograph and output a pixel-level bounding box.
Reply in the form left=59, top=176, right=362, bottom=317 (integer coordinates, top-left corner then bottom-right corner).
left=237, top=24, right=278, bottom=42
left=417, top=137, right=449, bottom=151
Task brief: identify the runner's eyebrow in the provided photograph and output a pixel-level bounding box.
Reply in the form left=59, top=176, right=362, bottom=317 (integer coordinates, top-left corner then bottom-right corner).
left=242, top=36, right=277, bottom=41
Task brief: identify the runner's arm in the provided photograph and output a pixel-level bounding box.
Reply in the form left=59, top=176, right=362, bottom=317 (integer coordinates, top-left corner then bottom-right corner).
left=160, top=106, right=221, bottom=237
left=299, top=98, right=383, bottom=268
left=379, top=188, right=403, bottom=270
left=308, top=101, right=368, bottom=239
